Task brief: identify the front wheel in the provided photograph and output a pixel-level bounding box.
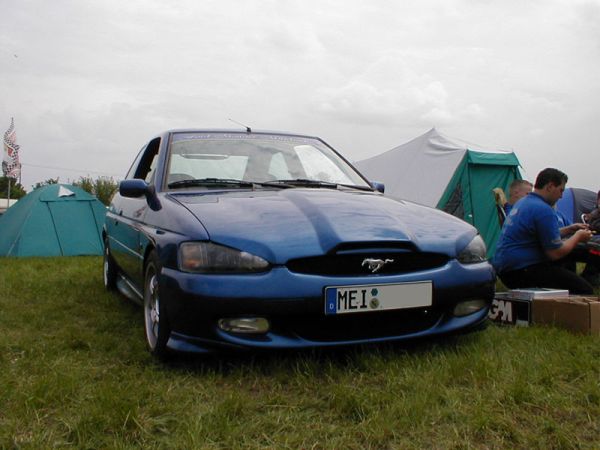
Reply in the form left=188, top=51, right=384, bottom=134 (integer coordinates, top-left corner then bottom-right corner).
left=144, top=252, right=171, bottom=359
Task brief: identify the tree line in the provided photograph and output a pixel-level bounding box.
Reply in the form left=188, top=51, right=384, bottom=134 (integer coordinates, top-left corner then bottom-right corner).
left=0, top=176, right=119, bottom=206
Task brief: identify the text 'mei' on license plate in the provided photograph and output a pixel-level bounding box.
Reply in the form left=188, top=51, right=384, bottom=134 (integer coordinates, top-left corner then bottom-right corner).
left=325, top=281, right=432, bottom=315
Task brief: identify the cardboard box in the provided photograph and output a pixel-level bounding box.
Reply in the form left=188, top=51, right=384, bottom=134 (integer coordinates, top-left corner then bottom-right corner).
left=532, top=296, right=600, bottom=335
left=489, top=292, right=532, bottom=326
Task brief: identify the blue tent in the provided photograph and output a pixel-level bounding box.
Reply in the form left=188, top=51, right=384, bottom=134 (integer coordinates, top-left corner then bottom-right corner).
left=0, top=184, right=106, bottom=257
left=556, top=187, right=597, bottom=224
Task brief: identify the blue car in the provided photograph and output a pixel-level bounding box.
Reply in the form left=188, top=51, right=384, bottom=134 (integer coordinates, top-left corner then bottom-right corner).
left=103, top=129, right=495, bottom=358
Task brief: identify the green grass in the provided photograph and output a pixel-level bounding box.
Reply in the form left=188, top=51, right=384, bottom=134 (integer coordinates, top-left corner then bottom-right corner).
left=1, top=257, right=600, bottom=449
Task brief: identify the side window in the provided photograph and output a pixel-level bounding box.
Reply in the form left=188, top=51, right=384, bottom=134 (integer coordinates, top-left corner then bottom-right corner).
left=133, top=138, right=161, bottom=182
left=125, top=146, right=147, bottom=180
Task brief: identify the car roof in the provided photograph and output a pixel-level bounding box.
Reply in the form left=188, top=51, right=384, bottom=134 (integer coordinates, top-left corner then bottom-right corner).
left=160, top=129, right=322, bottom=140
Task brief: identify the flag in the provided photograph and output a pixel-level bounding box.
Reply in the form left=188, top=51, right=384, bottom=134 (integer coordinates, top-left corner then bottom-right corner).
left=3, top=118, right=21, bottom=179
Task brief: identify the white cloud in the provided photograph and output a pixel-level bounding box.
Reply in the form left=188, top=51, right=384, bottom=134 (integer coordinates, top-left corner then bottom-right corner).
left=1, top=0, right=600, bottom=190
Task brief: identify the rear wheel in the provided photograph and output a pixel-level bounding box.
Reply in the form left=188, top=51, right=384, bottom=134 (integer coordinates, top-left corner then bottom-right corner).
left=144, top=251, right=171, bottom=359
left=103, top=238, right=117, bottom=291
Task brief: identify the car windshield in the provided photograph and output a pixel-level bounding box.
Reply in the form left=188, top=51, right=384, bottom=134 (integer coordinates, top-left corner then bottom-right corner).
left=165, top=132, right=371, bottom=190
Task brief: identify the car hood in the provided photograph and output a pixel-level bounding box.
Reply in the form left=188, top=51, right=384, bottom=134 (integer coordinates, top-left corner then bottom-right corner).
left=170, top=189, right=477, bottom=264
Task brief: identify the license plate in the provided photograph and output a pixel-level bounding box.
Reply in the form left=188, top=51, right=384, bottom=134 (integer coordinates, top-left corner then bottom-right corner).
left=324, top=281, right=432, bottom=315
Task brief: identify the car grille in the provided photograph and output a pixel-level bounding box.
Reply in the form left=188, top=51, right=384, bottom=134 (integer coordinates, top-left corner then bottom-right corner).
left=279, top=308, right=442, bottom=342
left=286, top=252, right=449, bottom=276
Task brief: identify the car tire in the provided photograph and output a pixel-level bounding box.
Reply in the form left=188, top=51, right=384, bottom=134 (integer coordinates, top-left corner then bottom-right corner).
left=103, top=238, right=118, bottom=291
left=144, top=251, right=171, bottom=359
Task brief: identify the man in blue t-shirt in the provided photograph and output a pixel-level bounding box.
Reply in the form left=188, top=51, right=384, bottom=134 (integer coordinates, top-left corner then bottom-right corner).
left=493, top=168, right=594, bottom=294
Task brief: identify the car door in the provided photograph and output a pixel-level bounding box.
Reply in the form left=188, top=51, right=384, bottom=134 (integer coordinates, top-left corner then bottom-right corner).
left=107, top=138, right=161, bottom=290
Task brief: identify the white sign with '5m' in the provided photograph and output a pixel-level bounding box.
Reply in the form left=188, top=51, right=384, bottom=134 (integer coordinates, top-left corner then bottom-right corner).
left=489, top=298, right=530, bottom=326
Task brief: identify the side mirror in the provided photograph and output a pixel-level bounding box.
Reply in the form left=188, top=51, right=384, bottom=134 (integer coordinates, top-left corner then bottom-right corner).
left=119, top=179, right=162, bottom=211
left=119, top=179, right=148, bottom=198
left=370, top=181, right=385, bottom=194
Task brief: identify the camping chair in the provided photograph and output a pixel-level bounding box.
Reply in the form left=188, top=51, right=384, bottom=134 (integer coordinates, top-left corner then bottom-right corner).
left=492, top=187, right=508, bottom=227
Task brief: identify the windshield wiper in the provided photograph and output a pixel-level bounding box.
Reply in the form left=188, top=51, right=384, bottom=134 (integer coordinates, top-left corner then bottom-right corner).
left=168, top=177, right=371, bottom=192
left=337, top=183, right=374, bottom=192
left=264, top=179, right=372, bottom=191
left=168, top=178, right=254, bottom=189
left=264, top=179, right=340, bottom=189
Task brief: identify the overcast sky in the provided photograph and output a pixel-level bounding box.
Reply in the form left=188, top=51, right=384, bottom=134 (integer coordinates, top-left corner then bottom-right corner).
left=2, top=0, right=599, bottom=191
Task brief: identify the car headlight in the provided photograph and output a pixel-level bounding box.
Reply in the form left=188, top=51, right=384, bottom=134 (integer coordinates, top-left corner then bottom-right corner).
left=457, top=235, right=487, bottom=264
left=179, top=242, right=270, bottom=273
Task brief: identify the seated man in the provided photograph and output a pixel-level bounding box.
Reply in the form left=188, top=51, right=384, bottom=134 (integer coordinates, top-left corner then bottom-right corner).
left=583, top=190, right=600, bottom=232
left=493, top=168, right=594, bottom=294
left=504, top=179, right=533, bottom=215
left=506, top=179, right=584, bottom=237
left=573, top=190, right=600, bottom=285
left=554, top=204, right=600, bottom=285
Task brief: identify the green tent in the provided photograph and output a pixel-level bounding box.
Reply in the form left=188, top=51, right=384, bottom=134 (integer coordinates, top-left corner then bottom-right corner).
left=0, top=184, right=107, bottom=257
left=356, top=129, right=522, bottom=257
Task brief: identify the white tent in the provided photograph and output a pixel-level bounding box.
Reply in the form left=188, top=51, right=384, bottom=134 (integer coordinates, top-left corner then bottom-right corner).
left=356, top=128, right=522, bottom=256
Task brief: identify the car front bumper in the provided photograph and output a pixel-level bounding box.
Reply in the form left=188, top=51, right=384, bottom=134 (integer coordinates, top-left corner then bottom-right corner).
left=159, top=260, right=495, bottom=353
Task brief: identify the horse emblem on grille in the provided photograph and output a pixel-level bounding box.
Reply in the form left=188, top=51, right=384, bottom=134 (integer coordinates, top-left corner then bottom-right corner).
left=361, top=258, right=394, bottom=273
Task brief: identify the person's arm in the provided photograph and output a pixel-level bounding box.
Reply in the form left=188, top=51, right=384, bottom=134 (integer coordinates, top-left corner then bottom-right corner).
left=546, top=229, right=593, bottom=260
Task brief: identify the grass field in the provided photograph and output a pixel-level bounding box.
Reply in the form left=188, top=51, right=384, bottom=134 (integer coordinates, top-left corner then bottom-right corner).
left=1, top=257, right=599, bottom=449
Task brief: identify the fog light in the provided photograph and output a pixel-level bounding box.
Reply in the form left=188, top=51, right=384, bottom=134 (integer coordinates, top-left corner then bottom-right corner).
left=218, top=317, right=270, bottom=334
left=453, top=299, right=488, bottom=317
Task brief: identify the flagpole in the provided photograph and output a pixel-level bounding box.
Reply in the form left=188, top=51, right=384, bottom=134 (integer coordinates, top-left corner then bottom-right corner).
left=6, top=176, right=10, bottom=209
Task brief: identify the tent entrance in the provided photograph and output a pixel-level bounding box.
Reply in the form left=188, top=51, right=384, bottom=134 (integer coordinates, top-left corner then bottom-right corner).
left=438, top=153, right=520, bottom=257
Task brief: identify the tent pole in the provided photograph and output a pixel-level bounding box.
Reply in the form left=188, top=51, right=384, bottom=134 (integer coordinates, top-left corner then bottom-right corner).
left=6, top=177, right=10, bottom=209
